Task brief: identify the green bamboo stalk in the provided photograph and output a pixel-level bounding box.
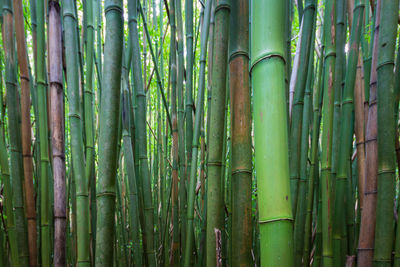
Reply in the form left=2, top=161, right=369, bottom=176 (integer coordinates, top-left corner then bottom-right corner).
left=297, top=0, right=303, bottom=21
left=28, top=0, right=37, bottom=74
left=49, top=0, right=66, bottom=265
left=206, top=0, right=215, bottom=149
left=229, top=0, right=252, bottom=264
left=138, top=3, right=172, bottom=131
left=393, top=34, right=400, bottom=267
left=373, top=0, right=399, bottom=265
left=333, top=1, right=364, bottom=265
left=0, top=72, right=19, bottom=267
left=37, top=0, right=52, bottom=262
left=221, top=87, right=229, bottom=266
left=63, top=0, right=90, bottom=265
left=331, top=0, right=345, bottom=193
left=0, top=221, right=5, bottom=266
left=319, top=0, right=336, bottom=265
left=122, top=46, right=143, bottom=267
left=288, top=0, right=316, bottom=214
left=95, top=0, right=102, bottom=79
left=251, top=0, right=294, bottom=265
left=175, top=0, right=187, bottom=253
left=285, top=0, right=292, bottom=103
left=185, top=0, right=194, bottom=190
left=303, top=41, right=324, bottom=264
left=84, top=0, right=96, bottom=255
left=183, top=0, right=212, bottom=264
left=206, top=0, right=230, bottom=265
left=94, top=0, right=123, bottom=264
left=362, top=0, right=373, bottom=122
left=128, top=0, right=157, bottom=265
left=3, top=0, right=30, bottom=264
left=115, top=174, right=128, bottom=267
left=293, top=26, right=315, bottom=266
left=169, top=0, right=179, bottom=263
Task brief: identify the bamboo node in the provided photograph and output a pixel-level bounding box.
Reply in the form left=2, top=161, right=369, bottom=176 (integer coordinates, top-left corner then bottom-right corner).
left=215, top=3, right=230, bottom=13
left=259, top=217, right=293, bottom=224
left=357, top=247, right=374, bottom=251
left=365, top=137, right=377, bottom=143
left=376, top=60, right=395, bottom=71
left=377, top=168, right=395, bottom=175
left=68, top=113, right=82, bottom=120
left=20, top=75, right=30, bottom=81
left=231, top=168, right=252, bottom=175
left=105, top=5, right=123, bottom=15
left=207, top=161, right=223, bottom=166
left=250, top=53, right=286, bottom=74
left=96, top=192, right=115, bottom=197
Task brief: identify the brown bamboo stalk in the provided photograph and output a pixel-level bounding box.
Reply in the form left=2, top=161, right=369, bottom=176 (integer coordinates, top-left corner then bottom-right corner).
left=49, top=1, right=66, bottom=266
left=13, top=0, right=37, bottom=265
left=357, top=0, right=381, bottom=265
left=354, top=51, right=366, bottom=208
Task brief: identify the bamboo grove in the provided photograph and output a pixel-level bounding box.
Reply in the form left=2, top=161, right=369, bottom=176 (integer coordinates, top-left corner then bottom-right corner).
left=1, top=0, right=400, bottom=266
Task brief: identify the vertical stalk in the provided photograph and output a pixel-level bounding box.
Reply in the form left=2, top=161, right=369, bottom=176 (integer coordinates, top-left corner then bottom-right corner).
left=94, top=0, right=123, bottom=264
left=319, top=0, right=336, bottom=265
left=185, top=0, right=194, bottom=189
left=12, top=0, right=37, bottom=264
left=0, top=71, right=19, bottom=267
left=128, top=0, right=157, bottom=265
left=357, top=0, right=381, bottom=264
left=354, top=53, right=366, bottom=209
left=293, top=24, right=315, bottom=266
left=373, top=0, right=399, bottom=265
left=3, top=0, right=30, bottom=264
left=84, top=0, right=96, bottom=254
left=175, top=0, right=186, bottom=253
left=229, top=0, right=252, bottom=264
left=288, top=0, right=316, bottom=213
left=169, top=0, right=179, bottom=262
left=206, top=0, right=230, bottom=265
left=49, top=0, right=66, bottom=265
left=63, top=0, right=90, bottom=265
left=37, top=0, right=52, bottom=261
left=303, top=39, right=324, bottom=264
left=333, top=0, right=364, bottom=265
left=331, top=0, right=345, bottom=188
left=183, top=0, right=212, bottom=265
left=251, top=0, right=294, bottom=265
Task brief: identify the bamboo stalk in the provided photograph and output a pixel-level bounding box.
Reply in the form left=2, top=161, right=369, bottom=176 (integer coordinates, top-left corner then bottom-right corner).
left=206, top=0, right=230, bottom=265
left=357, top=1, right=381, bottom=265
left=12, top=0, right=37, bottom=264
left=49, top=1, right=66, bottom=265
left=0, top=69, right=20, bottom=266
left=3, top=0, right=30, bottom=264
left=251, top=0, right=294, bottom=265
left=128, top=0, right=157, bottom=264
left=175, top=0, right=187, bottom=254
left=229, top=0, right=252, bottom=264
left=63, top=0, right=91, bottom=265
left=293, top=21, right=315, bottom=266
left=94, top=0, right=123, bottom=264
left=333, top=0, right=365, bottom=265
left=373, top=0, right=399, bottom=264
left=183, top=0, right=213, bottom=264
left=288, top=0, right=316, bottom=215
left=319, top=0, right=337, bottom=265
